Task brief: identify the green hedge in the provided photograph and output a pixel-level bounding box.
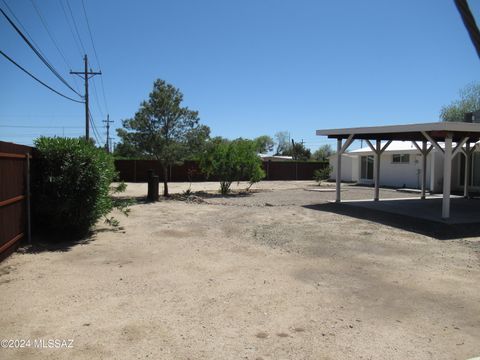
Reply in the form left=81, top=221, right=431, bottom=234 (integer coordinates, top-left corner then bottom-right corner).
left=32, top=137, right=118, bottom=238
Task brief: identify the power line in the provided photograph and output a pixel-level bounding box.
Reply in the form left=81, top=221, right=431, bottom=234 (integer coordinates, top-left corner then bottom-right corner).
left=0, top=7, right=83, bottom=98
left=0, top=49, right=85, bottom=103
left=91, top=77, right=105, bottom=118
left=29, top=0, right=81, bottom=93
left=81, top=0, right=100, bottom=67
left=0, top=125, right=83, bottom=128
left=58, top=0, right=83, bottom=58
left=80, top=0, right=109, bottom=114
left=1, top=0, right=49, bottom=61
left=89, top=109, right=103, bottom=145
left=65, top=0, right=87, bottom=54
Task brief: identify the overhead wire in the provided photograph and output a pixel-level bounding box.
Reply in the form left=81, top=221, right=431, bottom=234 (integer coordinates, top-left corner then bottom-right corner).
left=88, top=107, right=103, bottom=144
left=80, top=0, right=109, bottom=114
left=0, top=49, right=85, bottom=103
left=91, top=77, right=105, bottom=118
left=57, top=0, right=83, bottom=58
left=29, top=0, right=81, bottom=93
left=0, top=7, right=83, bottom=98
left=65, top=0, right=86, bottom=55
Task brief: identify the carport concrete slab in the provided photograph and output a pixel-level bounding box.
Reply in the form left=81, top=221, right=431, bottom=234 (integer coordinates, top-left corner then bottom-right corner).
left=338, top=197, right=480, bottom=224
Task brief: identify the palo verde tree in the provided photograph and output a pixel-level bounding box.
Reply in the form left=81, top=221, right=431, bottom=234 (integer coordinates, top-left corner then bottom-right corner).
left=117, top=79, right=209, bottom=196
left=200, top=138, right=265, bottom=194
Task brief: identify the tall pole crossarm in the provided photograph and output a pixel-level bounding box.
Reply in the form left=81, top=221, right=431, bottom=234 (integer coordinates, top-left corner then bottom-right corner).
left=70, top=54, right=102, bottom=141
left=103, top=114, right=114, bottom=152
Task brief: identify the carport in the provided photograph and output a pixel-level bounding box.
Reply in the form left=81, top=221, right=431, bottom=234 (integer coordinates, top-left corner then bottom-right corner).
left=316, top=122, right=480, bottom=219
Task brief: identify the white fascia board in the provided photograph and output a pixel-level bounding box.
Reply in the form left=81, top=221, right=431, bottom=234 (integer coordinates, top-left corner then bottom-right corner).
left=316, top=121, right=480, bottom=137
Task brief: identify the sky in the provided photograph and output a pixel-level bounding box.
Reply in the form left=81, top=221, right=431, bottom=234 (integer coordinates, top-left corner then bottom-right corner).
left=0, top=0, right=479, bottom=151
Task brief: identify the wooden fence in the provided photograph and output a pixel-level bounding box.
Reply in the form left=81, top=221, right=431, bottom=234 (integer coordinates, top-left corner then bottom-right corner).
left=115, top=159, right=329, bottom=182
left=0, top=141, right=32, bottom=260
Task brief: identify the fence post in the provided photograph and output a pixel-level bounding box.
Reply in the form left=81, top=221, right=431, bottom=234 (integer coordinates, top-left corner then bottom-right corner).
left=133, top=160, right=137, bottom=182
left=25, top=152, right=31, bottom=245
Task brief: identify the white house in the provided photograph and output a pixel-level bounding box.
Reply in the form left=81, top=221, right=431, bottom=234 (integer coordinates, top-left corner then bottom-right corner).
left=329, top=140, right=480, bottom=193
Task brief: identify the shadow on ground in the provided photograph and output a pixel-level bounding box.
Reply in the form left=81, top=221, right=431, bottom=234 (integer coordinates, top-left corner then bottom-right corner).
left=304, top=202, right=480, bottom=240
left=19, top=226, right=125, bottom=254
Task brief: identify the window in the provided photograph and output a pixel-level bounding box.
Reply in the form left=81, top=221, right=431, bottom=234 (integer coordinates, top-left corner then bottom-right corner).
left=360, top=155, right=374, bottom=180
left=392, top=154, right=409, bottom=164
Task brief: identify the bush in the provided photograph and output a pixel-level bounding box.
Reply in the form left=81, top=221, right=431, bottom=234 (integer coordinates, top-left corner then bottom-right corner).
left=200, top=139, right=265, bottom=194
left=313, top=166, right=332, bottom=183
left=32, top=137, right=127, bottom=238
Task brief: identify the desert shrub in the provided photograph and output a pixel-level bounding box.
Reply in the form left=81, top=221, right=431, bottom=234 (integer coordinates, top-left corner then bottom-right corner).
left=32, top=137, right=129, bottom=238
left=200, top=139, right=265, bottom=194
left=313, top=166, right=332, bottom=183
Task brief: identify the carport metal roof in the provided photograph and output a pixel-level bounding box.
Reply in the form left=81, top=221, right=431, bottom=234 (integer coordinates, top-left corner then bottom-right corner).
left=316, top=121, right=480, bottom=219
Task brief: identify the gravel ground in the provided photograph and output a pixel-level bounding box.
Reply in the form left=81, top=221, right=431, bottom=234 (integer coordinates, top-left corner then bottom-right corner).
left=0, top=181, right=479, bottom=360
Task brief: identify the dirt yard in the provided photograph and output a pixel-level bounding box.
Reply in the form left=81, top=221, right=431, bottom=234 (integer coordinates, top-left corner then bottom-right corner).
left=1, top=181, right=479, bottom=360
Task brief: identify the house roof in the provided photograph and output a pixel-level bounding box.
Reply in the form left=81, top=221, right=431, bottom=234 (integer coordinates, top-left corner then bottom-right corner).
left=316, top=121, right=480, bottom=142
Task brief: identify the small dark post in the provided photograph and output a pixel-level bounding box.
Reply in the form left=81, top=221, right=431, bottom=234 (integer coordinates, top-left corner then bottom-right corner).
left=147, top=169, right=154, bottom=200
left=152, top=175, right=159, bottom=201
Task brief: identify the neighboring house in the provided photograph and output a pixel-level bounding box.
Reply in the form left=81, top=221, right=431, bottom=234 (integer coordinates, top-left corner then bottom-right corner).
left=329, top=141, right=480, bottom=193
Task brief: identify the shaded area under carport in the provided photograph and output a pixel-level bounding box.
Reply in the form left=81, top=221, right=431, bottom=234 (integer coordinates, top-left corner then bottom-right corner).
left=304, top=197, right=480, bottom=240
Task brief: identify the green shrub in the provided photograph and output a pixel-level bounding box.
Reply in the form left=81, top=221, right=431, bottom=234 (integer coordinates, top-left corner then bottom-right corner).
left=313, top=166, right=332, bottom=183
left=32, top=137, right=128, bottom=238
left=200, top=139, right=265, bottom=194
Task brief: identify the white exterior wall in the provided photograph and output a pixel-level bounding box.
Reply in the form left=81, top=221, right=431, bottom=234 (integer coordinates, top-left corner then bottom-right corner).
left=356, top=151, right=432, bottom=189
left=329, top=154, right=358, bottom=182
left=330, top=148, right=437, bottom=189
left=430, top=150, right=444, bottom=193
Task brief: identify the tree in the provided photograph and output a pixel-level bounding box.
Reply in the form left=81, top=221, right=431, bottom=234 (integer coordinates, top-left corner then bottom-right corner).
left=117, top=79, right=209, bottom=196
left=274, top=131, right=291, bottom=155
left=290, top=142, right=311, bottom=160
left=280, top=140, right=311, bottom=160
left=312, top=144, right=334, bottom=161
left=114, top=129, right=145, bottom=158
left=254, top=135, right=275, bottom=154
left=440, top=82, right=480, bottom=122
left=200, top=139, right=265, bottom=194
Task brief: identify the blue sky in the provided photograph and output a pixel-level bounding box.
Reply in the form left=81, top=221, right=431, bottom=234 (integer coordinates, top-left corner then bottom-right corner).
left=1, top=0, right=479, bottom=150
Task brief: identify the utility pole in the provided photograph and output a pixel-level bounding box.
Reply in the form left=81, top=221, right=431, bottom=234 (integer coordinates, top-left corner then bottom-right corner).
left=103, top=114, right=113, bottom=152
left=70, top=54, right=101, bottom=141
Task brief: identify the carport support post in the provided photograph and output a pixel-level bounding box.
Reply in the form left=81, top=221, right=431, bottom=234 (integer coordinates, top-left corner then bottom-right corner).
left=442, top=133, right=453, bottom=219
left=374, top=140, right=381, bottom=201
left=336, top=138, right=342, bottom=202
left=421, top=140, right=427, bottom=200
left=464, top=143, right=471, bottom=198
